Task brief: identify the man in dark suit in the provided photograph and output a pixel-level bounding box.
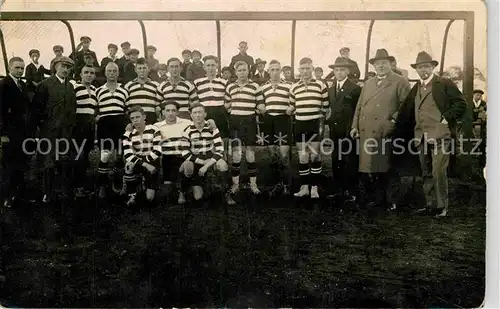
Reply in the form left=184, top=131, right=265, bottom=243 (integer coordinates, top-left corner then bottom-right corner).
left=326, top=57, right=361, bottom=203
left=395, top=51, right=467, bottom=218
left=0, top=57, right=35, bottom=208
left=32, top=56, right=77, bottom=203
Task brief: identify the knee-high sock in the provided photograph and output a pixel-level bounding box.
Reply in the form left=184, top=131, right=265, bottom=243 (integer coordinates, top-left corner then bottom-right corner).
left=298, top=163, right=310, bottom=186
left=124, top=173, right=140, bottom=195
left=247, top=162, right=257, bottom=184
left=310, top=161, right=322, bottom=186
left=97, top=161, right=110, bottom=186
left=231, top=162, right=241, bottom=184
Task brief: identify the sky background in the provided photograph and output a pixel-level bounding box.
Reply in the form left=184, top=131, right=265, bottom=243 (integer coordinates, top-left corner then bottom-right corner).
left=0, top=0, right=487, bottom=82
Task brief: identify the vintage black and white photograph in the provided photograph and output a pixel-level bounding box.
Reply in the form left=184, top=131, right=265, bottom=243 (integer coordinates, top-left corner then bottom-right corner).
left=0, top=0, right=487, bottom=307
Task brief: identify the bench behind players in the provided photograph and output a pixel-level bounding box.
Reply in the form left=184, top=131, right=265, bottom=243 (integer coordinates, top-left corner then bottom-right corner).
left=179, top=103, right=235, bottom=205
left=122, top=106, right=162, bottom=206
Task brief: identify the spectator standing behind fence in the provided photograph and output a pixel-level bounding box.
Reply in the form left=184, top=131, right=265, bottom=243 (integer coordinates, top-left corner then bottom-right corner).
left=117, top=41, right=131, bottom=81
left=229, top=41, right=255, bottom=75
left=123, top=48, right=140, bottom=84
left=181, top=49, right=192, bottom=79
left=70, top=36, right=98, bottom=70
left=396, top=51, right=467, bottom=218
left=186, top=50, right=205, bottom=81
left=350, top=49, right=410, bottom=211
left=32, top=56, right=77, bottom=204
left=251, top=58, right=270, bottom=86
left=471, top=89, right=487, bottom=168
left=25, top=49, right=51, bottom=94
left=0, top=57, right=35, bottom=208
left=49, top=45, right=64, bottom=73
left=326, top=47, right=360, bottom=81
left=146, top=45, right=160, bottom=81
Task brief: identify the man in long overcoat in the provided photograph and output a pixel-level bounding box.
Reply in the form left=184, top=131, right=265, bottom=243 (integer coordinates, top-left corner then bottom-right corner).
left=32, top=56, right=77, bottom=203
left=395, top=51, right=467, bottom=217
left=350, top=49, right=411, bottom=209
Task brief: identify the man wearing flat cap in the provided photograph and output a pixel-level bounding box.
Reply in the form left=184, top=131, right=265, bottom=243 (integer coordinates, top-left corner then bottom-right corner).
left=123, top=48, right=140, bottom=83
left=251, top=58, right=270, bottom=86
left=32, top=56, right=77, bottom=203
left=146, top=45, right=160, bottom=81
left=101, top=43, right=119, bottom=72
left=326, top=57, right=361, bottom=203
left=70, top=36, right=98, bottom=70
left=350, top=49, right=411, bottom=211
left=25, top=49, right=51, bottom=93
left=325, top=47, right=360, bottom=81
left=50, top=45, right=64, bottom=73
left=395, top=51, right=467, bottom=218
left=117, top=41, right=132, bottom=81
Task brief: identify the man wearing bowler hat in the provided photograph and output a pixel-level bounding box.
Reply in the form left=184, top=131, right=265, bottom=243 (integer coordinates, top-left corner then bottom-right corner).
left=32, top=56, right=77, bottom=203
left=395, top=51, right=466, bottom=217
left=326, top=57, right=361, bottom=204
left=350, top=49, right=411, bottom=210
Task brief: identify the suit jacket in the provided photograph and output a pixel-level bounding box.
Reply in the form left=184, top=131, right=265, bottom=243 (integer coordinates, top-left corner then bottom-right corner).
left=252, top=71, right=270, bottom=86
left=0, top=75, right=33, bottom=139
left=32, top=75, right=76, bottom=139
left=352, top=71, right=411, bottom=173
left=328, top=78, right=361, bottom=139
left=395, top=75, right=467, bottom=142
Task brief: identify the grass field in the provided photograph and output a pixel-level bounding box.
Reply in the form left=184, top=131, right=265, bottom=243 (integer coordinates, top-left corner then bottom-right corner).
left=0, top=147, right=486, bottom=307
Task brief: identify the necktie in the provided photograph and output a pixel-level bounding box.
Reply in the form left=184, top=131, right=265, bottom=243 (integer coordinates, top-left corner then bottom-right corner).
left=15, top=79, right=22, bottom=90
left=336, top=83, right=341, bottom=92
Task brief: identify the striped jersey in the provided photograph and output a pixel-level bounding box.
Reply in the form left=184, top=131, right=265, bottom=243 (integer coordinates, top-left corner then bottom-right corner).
left=193, top=77, right=228, bottom=108
left=224, top=81, right=264, bottom=116
left=95, top=83, right=129, bottom=117
left=260, top=80, right=293, bottom=116
left=70, top=80, right=97, bottom=115
left=158, top=77, right=199, bottom=114
left=122, top=124, right=162, bottom=165
left=124, top=79, right=162, bottom=114
left=154, top=117, right=192, bottom=156
left=180, top=121, right=224, bottom=163
left=289, top=79, right=329, bottom=121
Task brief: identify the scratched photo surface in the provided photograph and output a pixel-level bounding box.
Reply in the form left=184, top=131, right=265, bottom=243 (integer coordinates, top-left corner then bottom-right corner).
left=0, top=0, right=486, bottom=307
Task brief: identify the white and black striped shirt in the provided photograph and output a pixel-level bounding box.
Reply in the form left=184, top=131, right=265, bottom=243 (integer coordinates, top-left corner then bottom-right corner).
left=96, top=83, right=129, bottom=118
left=290, top=79, right=329, bottom=121
left=70, top=81, right=97, bottom=116
left=224, top=81, right=264, bottom=116
left=194, top=77, right=228, bottom=108
left=154, top=118, right=192, bottom=156
left=180, top=122, right=224, bottom=163
left=159, top=78, right=199, bottom=114
left=122, top=124, right=162, bottom=165
left=124, top=79, right=162, bottom=114
left=260, top=80, right=292, bottom=116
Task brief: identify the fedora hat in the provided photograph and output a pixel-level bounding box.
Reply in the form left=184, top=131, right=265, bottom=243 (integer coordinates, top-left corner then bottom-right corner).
left=329, top=57, right=353, bottom=69
left=411, top=51, right=438, bottom=68
left=368, top=49, right=395, bottom=65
